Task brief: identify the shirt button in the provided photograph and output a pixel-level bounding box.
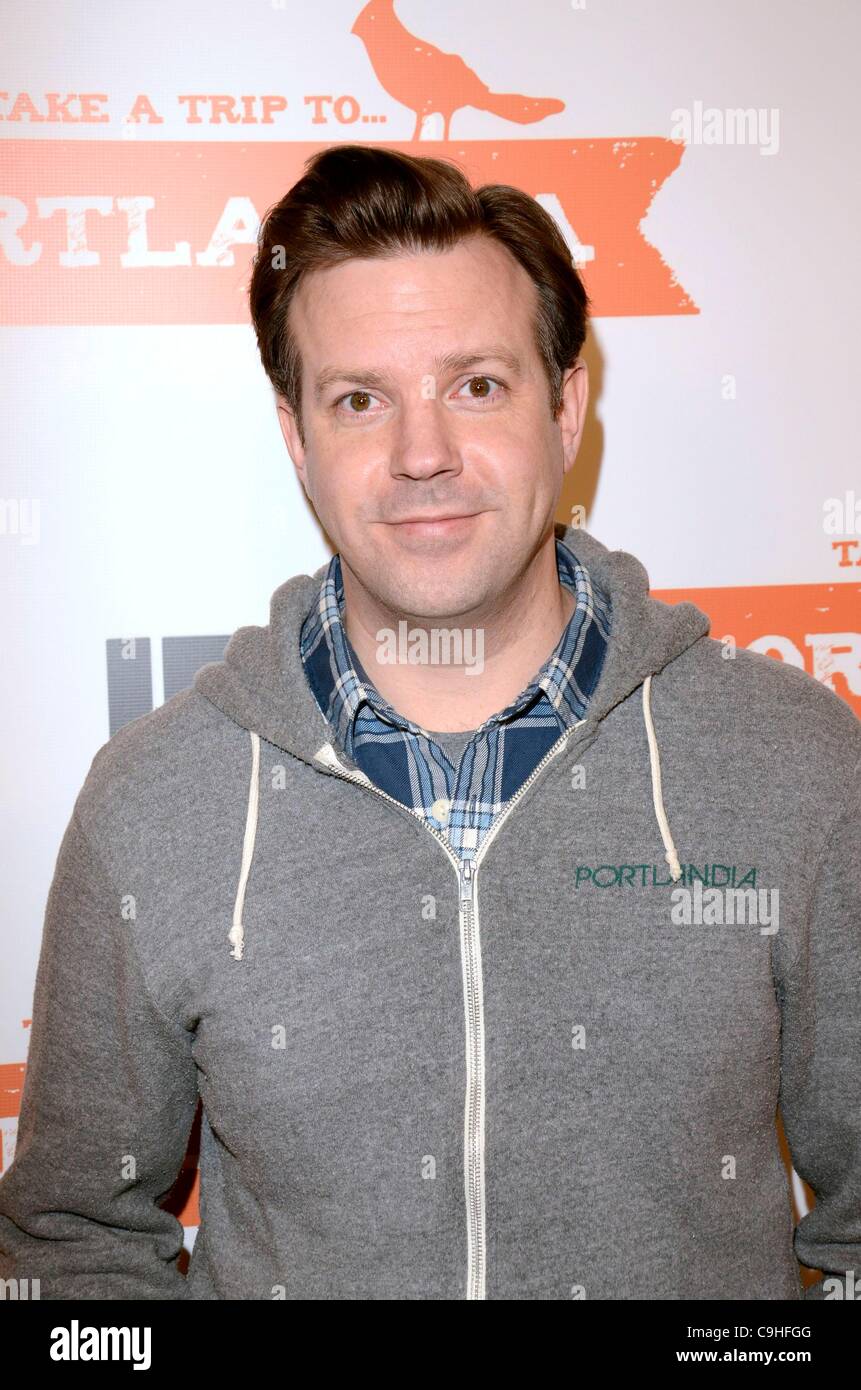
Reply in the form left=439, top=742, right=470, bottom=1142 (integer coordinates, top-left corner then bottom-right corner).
left=431, top=798, right=451, bottom=825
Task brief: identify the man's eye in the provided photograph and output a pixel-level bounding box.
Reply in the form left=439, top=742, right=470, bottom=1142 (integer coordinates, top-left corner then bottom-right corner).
left=456, top=376, right=504, bottom=401
left=335, top=390, right=382, bottom=415
left=334, top=377, right=504, bottom=415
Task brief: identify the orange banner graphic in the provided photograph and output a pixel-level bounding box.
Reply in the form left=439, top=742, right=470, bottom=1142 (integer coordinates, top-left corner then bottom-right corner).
left=1, top=138, right=695, bottom=324
left=655, top=581, right=861, bottom=719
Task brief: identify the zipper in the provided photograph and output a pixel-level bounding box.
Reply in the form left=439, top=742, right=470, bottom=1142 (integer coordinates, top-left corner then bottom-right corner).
left=457, top=853, right=484, bottom=1298
left=313, top=717, right=586, bottom=1299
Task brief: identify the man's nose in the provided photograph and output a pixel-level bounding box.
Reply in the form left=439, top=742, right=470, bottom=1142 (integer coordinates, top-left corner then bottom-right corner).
left=388, top=394, right=463, bottom=481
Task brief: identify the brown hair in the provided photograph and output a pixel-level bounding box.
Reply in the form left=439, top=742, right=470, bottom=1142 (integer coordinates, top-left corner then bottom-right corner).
left=248, top=143, right=591, bottom=447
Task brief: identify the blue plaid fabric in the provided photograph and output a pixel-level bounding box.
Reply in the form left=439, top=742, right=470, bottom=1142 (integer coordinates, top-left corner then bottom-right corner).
left=300, top=535, right=611, bottom=866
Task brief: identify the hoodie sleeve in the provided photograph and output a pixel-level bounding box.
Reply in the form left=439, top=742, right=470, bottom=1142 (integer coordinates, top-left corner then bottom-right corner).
left=776, top=753, right=861, bottom=1299
left=0, top=799, right=199, bottom=1299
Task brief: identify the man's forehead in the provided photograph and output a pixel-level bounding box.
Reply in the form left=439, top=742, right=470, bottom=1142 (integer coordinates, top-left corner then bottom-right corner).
left=296, top=237, right=530, bottom=319
left=288, top=242, right=540, bottom=395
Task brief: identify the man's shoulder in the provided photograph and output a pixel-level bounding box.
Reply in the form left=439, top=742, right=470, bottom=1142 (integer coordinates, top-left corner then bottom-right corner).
left=673, top=632, right=861, bottom=756
left=74, top=686, right=243, bottom=847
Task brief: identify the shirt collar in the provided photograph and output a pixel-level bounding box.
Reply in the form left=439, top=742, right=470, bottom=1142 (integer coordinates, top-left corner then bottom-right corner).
left=300, top=534, right=611, bottom=756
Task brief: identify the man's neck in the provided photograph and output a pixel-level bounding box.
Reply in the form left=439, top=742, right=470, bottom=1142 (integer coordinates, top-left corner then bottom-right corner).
left=341, top=546, right=576, bottom=733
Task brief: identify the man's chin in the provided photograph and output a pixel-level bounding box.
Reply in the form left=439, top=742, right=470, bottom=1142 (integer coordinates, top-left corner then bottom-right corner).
left=375, top=578, right=489, bottom=624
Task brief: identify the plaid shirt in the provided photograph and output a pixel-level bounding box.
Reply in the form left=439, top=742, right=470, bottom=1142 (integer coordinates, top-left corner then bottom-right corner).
left=300, top=535, right=611, bottom=866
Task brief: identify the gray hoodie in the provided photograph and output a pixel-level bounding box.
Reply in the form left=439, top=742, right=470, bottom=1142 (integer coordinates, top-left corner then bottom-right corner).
left=1, top=522, right=859, bottom=1300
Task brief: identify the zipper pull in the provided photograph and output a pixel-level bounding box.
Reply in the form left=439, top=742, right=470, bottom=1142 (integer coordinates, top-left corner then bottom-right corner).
left=460, top=857, right=474, bottom=903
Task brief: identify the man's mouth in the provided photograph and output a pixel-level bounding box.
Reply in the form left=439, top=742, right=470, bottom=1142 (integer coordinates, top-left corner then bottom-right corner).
left=388, top=512, right=480, bottom=530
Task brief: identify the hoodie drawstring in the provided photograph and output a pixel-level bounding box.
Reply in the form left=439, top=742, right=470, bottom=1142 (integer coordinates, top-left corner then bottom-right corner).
left=228, top=686, right=683, bottom=959
left=228, top=729, right=260, bottom=961
left=642, top=674, right=683, bottom=882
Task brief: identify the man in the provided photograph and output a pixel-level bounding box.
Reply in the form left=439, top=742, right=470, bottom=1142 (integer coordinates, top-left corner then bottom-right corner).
left=1, top=144, right=859, bottom=1300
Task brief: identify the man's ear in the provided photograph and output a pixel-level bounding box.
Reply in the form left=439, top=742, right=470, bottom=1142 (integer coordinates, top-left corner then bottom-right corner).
left=557, top=359, right=589, bottom=476
left=275, top=395, right=308, bottom=488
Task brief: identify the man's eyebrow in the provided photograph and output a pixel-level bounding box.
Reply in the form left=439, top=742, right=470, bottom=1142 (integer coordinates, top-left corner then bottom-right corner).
left=313, top=347, right=524, bottom=401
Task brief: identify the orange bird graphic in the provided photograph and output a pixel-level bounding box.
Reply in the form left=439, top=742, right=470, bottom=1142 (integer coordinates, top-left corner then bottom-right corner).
left=350, top=0, right=565, bottom=141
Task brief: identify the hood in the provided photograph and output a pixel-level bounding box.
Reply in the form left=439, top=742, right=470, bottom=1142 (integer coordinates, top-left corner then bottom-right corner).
left=193, top=522, right=712, bottom=958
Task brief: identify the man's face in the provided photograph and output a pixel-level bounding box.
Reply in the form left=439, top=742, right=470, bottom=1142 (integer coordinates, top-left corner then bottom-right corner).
left=277, top=234, right=588, bottom=620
